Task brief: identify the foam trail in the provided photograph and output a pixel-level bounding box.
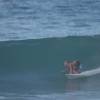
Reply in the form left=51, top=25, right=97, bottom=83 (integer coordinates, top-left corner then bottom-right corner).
left=81, top=67, right=100, bottom=76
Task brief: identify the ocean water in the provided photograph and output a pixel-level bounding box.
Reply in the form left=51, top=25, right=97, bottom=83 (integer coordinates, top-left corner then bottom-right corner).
left=0, top=0, right=100, bottom=100
left=0, top=0, right=100, bottom=41
left=0, top=36, right=100, bottom=100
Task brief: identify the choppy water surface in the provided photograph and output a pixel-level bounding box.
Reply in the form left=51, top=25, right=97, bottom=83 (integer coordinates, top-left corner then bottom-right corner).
left=0, top=0, right=100, bottom=41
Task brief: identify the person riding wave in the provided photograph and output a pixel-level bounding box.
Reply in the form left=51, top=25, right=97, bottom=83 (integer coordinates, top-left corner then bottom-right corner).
left=64, top=60, right=81, bottom=74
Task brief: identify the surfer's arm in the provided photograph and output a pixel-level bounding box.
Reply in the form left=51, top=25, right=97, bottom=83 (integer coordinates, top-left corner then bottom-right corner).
left=69, top=64, right=73, bottom=74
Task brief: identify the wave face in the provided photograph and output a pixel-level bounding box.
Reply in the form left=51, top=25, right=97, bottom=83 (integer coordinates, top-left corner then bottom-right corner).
left=0, top=0, right=100, bottom=41
left=0, top=36, right=100, bottom=95
left=0, top=36, right=100, bottom=73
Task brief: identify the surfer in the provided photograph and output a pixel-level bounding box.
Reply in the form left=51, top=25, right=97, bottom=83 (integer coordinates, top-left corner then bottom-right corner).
left=72, top=60, right=80, bottom=74
left=64, top=60, right=80, bottom=74
left=64, top=61, right=73, bottom=74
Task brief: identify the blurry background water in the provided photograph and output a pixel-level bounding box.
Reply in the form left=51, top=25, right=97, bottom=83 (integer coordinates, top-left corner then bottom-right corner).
left=0, top=0, right=100, bottom=41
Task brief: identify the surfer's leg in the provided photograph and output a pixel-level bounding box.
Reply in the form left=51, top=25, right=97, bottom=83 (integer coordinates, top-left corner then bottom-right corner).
left=69, top=64, right=73, bottom=74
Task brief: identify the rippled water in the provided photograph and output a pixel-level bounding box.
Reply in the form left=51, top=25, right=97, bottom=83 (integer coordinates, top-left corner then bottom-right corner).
left=0, top=0, right=100, bottom=41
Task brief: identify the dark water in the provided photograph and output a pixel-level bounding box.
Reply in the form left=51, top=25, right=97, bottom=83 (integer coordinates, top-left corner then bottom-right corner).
left=0, top=36, right=100, bottom=100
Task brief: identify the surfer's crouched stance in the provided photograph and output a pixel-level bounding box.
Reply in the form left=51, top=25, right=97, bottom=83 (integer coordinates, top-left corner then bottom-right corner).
left=64, top=60, right=80, bottom=74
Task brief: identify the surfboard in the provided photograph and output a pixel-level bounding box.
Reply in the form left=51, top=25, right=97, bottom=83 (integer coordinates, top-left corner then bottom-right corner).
left=65, top=67, right=100, bottom=79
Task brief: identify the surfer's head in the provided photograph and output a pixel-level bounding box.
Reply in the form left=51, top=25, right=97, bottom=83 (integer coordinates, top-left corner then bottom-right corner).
left=75, top=60, right=80, bottom=65
left=73, top=60, right=80, bottom=69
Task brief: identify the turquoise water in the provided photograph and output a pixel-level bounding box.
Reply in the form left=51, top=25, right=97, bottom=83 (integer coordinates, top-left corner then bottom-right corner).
left=0, top=0, right=100, bottom=99
left=0, top=36, right=100, bottom=99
